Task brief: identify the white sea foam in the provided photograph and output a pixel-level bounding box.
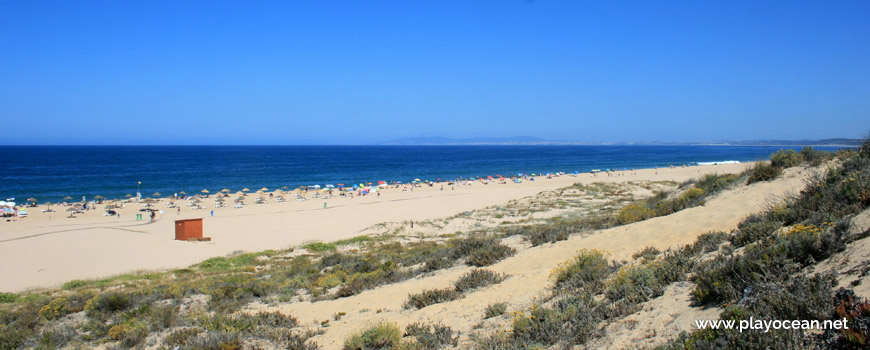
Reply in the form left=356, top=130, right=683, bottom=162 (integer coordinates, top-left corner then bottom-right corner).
left=696, top=160, right=741, bottom=165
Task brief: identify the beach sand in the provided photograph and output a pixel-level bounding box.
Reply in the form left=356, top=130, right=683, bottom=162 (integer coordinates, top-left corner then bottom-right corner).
left=0, top=164, right=750, bottom=293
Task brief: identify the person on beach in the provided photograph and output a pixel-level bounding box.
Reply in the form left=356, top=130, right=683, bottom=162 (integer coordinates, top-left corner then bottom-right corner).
left=177, top=207, right=181, bottom=215
left=323, top=202, right=327, bottom=209
left=150, top=211, right=155, bottom=221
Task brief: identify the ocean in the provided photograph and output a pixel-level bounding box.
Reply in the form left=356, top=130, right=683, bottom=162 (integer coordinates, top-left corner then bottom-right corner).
left=0, top=145, right=844, bottom=202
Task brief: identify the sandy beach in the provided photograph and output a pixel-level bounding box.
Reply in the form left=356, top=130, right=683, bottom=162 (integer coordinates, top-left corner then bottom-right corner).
left=0, top=164, right=749, bottom=293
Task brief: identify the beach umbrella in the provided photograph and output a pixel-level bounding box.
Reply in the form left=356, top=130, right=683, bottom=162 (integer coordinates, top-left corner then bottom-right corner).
left=63, top=196, right=73, bottom=201
left=44, top=201, right=53, bottom=209
left=179, top=191, right=188, bottom=195
left=242, top=188, right=250, bottom=192
left=234, top=191, right=244, bottom=196
left=27, top=197, right=37, bottom=202
left=221, top=188, right=230, bottom=192
left=93, top=195, right=105, bottom=201
left=201, top=189, right=209, bottom=194
left=260, top=187, right=268, bottom=192
left=66, top=207, right=77, bottom=212
left=378, top=181, right=386, bottom=185
left=152, top=192, right=161, bottom=197
left=281, top=186, right=289, bottom=190
left=325, top=184, right=335, bottom=188
left=124, top=194, right=133, bottom=198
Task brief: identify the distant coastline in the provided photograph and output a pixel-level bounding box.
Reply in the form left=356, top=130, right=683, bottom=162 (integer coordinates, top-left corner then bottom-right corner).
left=380, top=136, right=863, bottom=147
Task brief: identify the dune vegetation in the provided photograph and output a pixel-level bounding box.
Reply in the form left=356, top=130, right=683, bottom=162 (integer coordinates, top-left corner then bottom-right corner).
left=2, top=144, right=868, bottom=350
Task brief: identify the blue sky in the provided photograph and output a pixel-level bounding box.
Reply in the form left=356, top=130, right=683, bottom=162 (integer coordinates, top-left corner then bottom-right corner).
left=1, top=1, right=868, bottom=145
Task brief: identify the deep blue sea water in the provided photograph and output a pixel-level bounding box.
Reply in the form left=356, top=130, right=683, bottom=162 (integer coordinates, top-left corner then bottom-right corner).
left=0, top=145, right=845, bottom=203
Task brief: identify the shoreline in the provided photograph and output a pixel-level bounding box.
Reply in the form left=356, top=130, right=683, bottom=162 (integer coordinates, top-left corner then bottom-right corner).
left=0, top=159, right=751, bottom=205
left=0, top=163, right=750, bottom=292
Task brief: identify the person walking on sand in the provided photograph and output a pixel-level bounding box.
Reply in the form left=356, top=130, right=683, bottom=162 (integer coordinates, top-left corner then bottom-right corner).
left=323, top=202, right=327, bottom=209
left=177, top=207, right=181, bottom=215
left=150, top=211, right=155, bottom=222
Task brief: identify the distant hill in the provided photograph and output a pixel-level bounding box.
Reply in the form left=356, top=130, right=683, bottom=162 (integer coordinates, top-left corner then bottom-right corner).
left=713, top=138, right=863, bottom=147
left=380, top=136, right=863, bottom=146
left=382, top=136, right=553, bottom=145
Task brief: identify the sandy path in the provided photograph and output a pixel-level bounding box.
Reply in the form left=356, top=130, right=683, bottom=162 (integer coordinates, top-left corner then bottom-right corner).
left=0, top=164, right=747, bottom=292
left=261, top=166, right=811, bottom=349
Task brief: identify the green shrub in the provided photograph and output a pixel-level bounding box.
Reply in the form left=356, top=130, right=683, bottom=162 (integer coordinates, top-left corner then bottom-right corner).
left=197, top=257, right=233, bottom=271
left=36, top=324, right=76, bottom=350
left=746, top=162, right=782, bottom=184
left=335, top=266, right=412, bottom=298
left=452, top=236, right=516, bottom=267
left=690, top=231, right=729, bottom=254
left=148, top=303, right=178, bottom=329
left=631, top=246, right=661, bottom=263
left=197, top=313, right=257, bottom=333
left=335, top=235, right=373, bottom=246
left=679, top=187, right=705, bottom=202
left=344, top=322, right=402, bottom=350
left=38, top=297, right=75, bottom=321
left=108, top=321, right=149, bottom=348
left=164, top=327, right=201, bottom=347
left=800, top=146, right=828, bottom=166
left=188, top=331, right=242, bottom=350
left=61, top=280, right=88, bottom=290
left=731, top=212, right=782, bottom=247
left=550, top=249, right=613, bottom=295
left=511, top=306, right=563, bottom=347
left=484, top=302, right=508, bottom=318
left=303, top=242, right=337, bottom=252
left=696, top=173, right=740, bottom=194
left=422, top=255, right=453, bottom=272
left=770, top=149, right=801, bottom=168
left=605, top=264, right=665, bottom=305
left=251, top=310, right=299, bottom=328
left=404, top=288, right=462, bottom=309
left=0, top=292, right=18, bottom=304
left=404, top=322, right=459, bottom=350
left=85, top=292, right=131, bottom=317
left=616, top=204, right=656, bottom=225
left=453, top=269, right=505, bottom=293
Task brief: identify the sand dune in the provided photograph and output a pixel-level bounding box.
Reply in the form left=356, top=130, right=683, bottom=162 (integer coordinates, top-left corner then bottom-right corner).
left=247, top=166, right=812, bottom=349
